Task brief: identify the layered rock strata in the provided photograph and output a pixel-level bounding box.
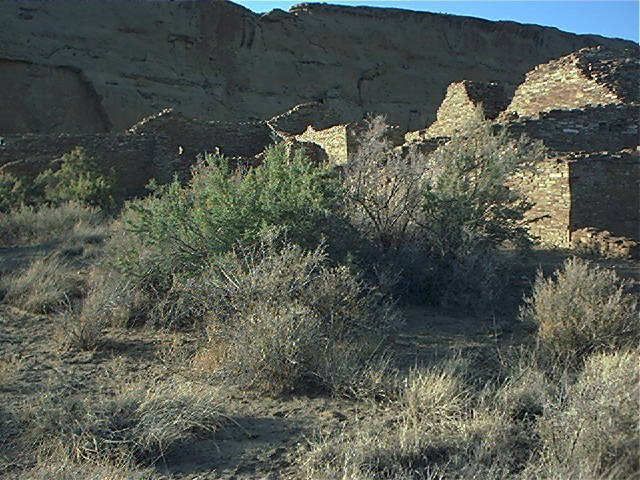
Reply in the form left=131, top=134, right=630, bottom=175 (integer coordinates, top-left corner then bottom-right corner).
left=0, top=1, right=635, bottom=134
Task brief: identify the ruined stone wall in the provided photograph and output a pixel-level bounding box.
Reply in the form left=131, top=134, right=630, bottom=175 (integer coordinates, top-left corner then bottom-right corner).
left=504, top=104, right=639, bottom=153
left=297, top=124, right=350, bottom=165
left=0, top=132, right=177, bottom=198
left=504, top=46, right=638, bottom=118
left=425, top=81, right=510, bottom=137
left=511, top=159, right=572, bottom=247
left=129, top=109, right=272, bottom=159
left=569, top=150, right=639, bottom=241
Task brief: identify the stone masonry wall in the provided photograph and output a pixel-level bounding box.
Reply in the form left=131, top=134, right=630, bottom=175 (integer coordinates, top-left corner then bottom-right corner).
left=504, top=46, right=638, bottom=118
left=504, top=104, right=639, bottom=153
left=129, top=109, right=273, bottom=159
left=296, top=124, right=350, bottom=165
left=569, top=150, right=639, bottom=241
left=511, top=158, right=572, bottom=247
left=425, top=81, right=510, bottom=137
left=0, top=132, right=176, bottom=199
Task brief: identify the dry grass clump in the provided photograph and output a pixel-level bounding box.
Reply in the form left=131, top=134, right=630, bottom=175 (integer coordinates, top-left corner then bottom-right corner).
left=194, top=238, right=401, bottom=397
left=17, top=458, right=166, bottom=480
left=24, top=379, right=225, bottom=466
left=0, top=201, right=108, bottom=247
left=1, top=254, right=84, bottom=314
left=520, top=257, right=639, bottom=366
left=301, top=358, right=559, bottom=480
left=525, top=349, right=639, bottom=480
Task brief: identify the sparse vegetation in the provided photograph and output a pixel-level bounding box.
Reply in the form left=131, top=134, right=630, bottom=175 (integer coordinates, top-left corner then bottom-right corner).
left=1, top=253, right=84, bottom=314
left=0, top=201, right=107, bottom=247
left=521, top=257, right=639, bottom=367
left=37, top=146, right=117, bottom=211
left=24, top=379, right=225, bottom=465
left=0, top=124, right=637, bottom=480
left=193, top=236, right=400, bottom=397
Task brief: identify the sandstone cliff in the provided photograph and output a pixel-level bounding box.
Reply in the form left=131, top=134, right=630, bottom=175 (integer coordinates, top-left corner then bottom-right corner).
left=0, top=1, right=635, bottom=134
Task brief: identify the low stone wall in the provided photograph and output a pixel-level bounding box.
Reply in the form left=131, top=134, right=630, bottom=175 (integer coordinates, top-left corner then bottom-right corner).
left=0, top=132, right=175, bottom=198
left=129, top=109, right=272, bottom=159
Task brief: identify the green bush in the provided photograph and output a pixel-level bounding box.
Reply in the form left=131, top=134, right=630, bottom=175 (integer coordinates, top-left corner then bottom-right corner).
left=37, top=146, right=116, bottom=210
left=520, top=257, right=639, bottom=366
left=0, top=173, right=28, bottom=212
left=115, top=143, right=339, bottom=285
left=194, top=237, right=401, bottom=397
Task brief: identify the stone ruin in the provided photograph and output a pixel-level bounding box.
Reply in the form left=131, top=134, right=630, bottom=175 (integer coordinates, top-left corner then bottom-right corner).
left=0, top=46, right=637, bottom=257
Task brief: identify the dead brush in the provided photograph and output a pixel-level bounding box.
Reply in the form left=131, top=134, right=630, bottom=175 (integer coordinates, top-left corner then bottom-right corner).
left=520, top=257, right=639, bottom=367
left=1, top=253, right=84, bottom=314
left=23, top=379, right=226, bottom=466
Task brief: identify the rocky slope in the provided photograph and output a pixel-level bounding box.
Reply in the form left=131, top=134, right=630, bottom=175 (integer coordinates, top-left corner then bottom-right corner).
left=0, top=1, right=635, bottom=135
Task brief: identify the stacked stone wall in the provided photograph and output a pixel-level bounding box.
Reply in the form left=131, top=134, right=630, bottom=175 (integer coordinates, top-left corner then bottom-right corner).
left=569, top=151, right=639, bottom=240
left=504, top=104, right=638, bottom=153
left=425, top=81, right=510, bottom=137
left=0, top=132, right=176, bottom=198
left=129, top=109, right=272, bottom=159
left=504, top=47, right=632, bottom=118
left=297, top=124, right=349, bottom=165
left=511, top=159, right=572, bottom=247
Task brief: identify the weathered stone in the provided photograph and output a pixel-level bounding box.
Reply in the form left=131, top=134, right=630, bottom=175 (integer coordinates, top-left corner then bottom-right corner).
left=0, top=1, right=634, bottom=134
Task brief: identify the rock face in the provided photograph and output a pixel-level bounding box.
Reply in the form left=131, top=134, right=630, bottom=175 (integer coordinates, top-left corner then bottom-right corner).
left=0, top=1, right=635, bottom=134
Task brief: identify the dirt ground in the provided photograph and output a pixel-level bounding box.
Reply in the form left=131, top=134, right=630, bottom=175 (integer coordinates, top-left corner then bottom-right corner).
left=0, top=244, right=637, bottom=479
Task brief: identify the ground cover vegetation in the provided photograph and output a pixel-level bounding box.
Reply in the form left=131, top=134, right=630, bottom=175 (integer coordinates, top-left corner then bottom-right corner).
left=0, top=117, right=637, bottom=479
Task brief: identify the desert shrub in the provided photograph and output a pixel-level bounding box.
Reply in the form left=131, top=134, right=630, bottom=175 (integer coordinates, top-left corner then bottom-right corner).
left=37, top=146, right=116, bottom=211
left=193, top=237, right=401, bottom=397
left=1, top=253, right=84, bottom=313
left=0, top=201, right=107, bottom=247
left=0, top=173, right=28, bottom=212
left=116, top=144, right=339, bottom=283
left=342, top=116, right=542, bottom=308
left=520, top=257, right=639, bottom=366
left=342, top=115, right=428, bottom=257
left=24, top=379, right=225, bottom=465
left=527, top=349, right=639, bottom=479
left=302, top=362, right=477, bottom=479
left=53, top=308, right=106, bottom=352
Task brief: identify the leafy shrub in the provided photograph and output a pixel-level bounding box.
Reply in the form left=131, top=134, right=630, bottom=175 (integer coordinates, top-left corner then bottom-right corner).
left=37, top=146, right=116, bottom=210
left=25, top=380, right=225, bottom=465
left=193, top=237, right=401, bottom=397
left=0, top=173, right=28, bottom=212
left=520, top=257, right=639, bottom=366
left=528, top=349, right=639, bottom=480
left=115, top=143, right=339, bottom=285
